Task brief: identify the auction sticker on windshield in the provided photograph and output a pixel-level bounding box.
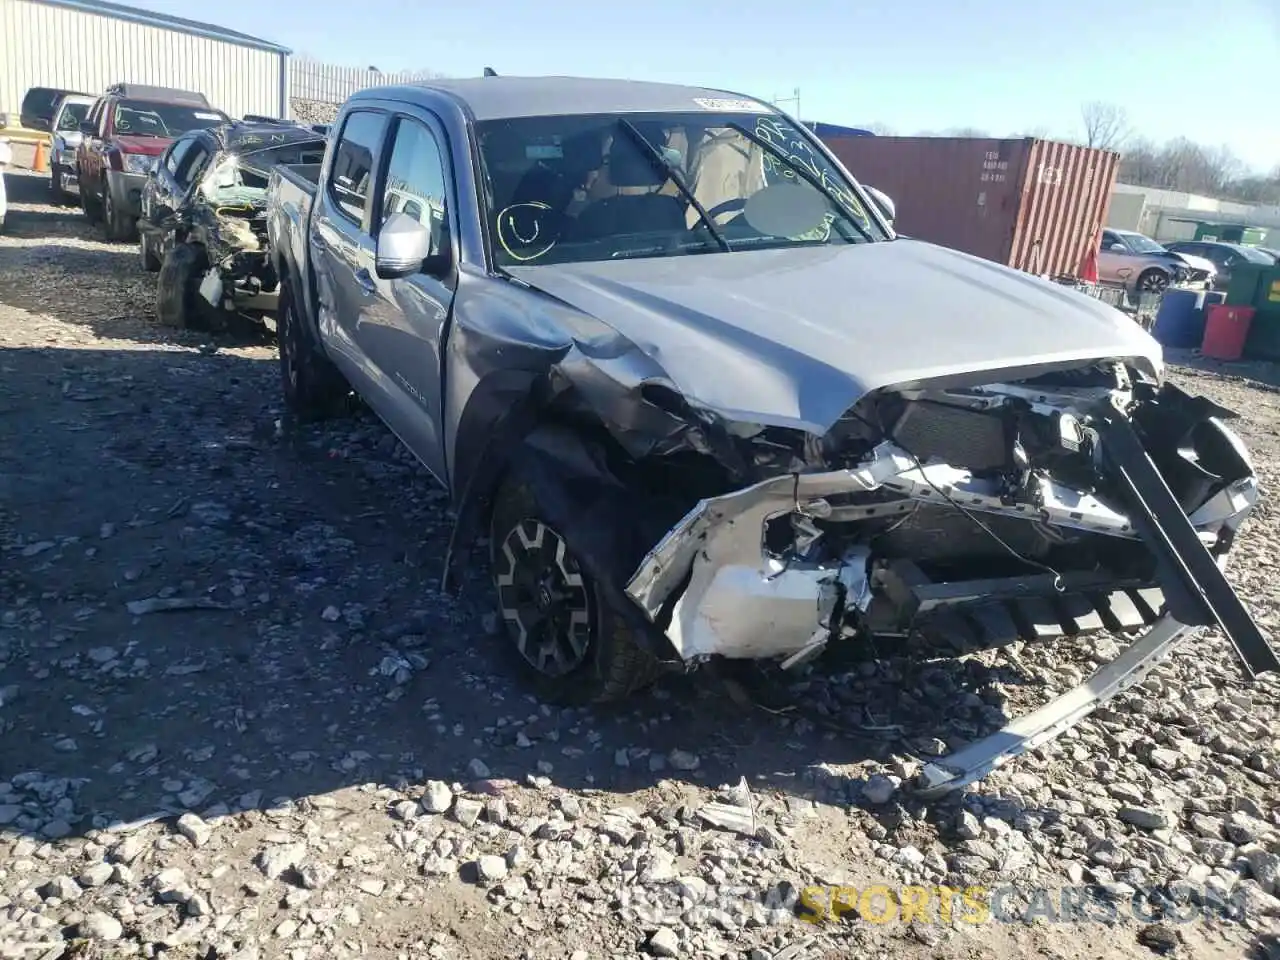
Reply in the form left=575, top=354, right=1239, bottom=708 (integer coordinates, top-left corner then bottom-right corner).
left=195, top=112, right=223, bottom=120
left=693, top=98, right=761, bottom=112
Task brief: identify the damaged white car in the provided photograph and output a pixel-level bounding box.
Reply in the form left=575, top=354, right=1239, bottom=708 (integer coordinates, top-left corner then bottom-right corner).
left=267, top=77, right=1277, bottom=795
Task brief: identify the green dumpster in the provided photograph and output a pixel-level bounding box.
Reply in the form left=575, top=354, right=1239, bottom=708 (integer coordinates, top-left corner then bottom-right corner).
left=1227, top=262, right=1270, bottom=306
left=1241, top=268, right=1280, bottom=360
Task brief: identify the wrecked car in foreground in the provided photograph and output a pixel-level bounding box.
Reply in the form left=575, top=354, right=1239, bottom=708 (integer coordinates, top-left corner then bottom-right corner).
left=139, top=121, right=326, bottom=329
left=267, top=76, right=1278, bottom=796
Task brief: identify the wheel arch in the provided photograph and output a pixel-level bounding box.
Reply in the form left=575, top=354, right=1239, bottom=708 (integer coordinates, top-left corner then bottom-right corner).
left=441, top=377, right=685, bottom=662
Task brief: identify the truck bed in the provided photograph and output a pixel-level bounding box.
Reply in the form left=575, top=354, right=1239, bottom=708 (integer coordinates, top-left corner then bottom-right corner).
left=266, top=163, right=320, bottom=315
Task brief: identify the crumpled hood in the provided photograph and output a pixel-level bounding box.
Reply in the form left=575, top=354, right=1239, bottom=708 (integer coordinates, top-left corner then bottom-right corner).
left=507, top=239, right=1163, bottom=434
left=1169, top=251, right=1216, bottom=274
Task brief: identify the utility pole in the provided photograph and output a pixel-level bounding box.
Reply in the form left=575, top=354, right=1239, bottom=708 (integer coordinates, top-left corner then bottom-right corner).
left=772, top=87, right=801, bottom=120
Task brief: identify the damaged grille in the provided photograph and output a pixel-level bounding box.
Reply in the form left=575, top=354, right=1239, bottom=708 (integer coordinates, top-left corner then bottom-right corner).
left=888, top=399, right=1007, bottom=474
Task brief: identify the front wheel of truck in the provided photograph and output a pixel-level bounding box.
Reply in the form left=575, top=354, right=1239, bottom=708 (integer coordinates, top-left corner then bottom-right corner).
left=488, top=474, right=661, bottom=705
left=156, top=243, right=213, bottom=330
left=277, top=283, right=349, bottom=422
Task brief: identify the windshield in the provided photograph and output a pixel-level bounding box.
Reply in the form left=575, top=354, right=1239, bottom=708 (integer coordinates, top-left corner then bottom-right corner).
left=202, top=141, right=328, bottom=198
left=57, top=102, right=90, bottom=131
left=1119, top=232, right=1165, bottom=254
left=476, top=111, right=887, bottom=266
left=114, top=100, right=227, bottom=139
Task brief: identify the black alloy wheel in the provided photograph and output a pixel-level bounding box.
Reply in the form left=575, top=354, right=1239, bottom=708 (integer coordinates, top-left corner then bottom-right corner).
left=493, top=518, right=594, bottom=678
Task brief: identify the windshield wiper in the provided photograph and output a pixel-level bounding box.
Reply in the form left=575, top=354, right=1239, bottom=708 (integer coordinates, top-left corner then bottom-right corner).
left=614, top=119, right=731, bottom=253
left=725, top=122, right=875, bottom=243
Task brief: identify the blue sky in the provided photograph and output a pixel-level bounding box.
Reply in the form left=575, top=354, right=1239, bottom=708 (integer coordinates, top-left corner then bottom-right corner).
left=140, top=0, right=1279, bottom=173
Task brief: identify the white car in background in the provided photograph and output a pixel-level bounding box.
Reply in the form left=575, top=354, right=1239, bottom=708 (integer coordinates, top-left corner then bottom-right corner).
left=49, top=93, right=95, bottom=205
left=0, top=135, right=11, bottom=230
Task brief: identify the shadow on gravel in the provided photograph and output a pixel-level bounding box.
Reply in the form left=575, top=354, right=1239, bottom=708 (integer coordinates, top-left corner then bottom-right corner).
left=1165, top=348, right=1280, bottom=393
left=0, top=344, right=1038, bottom=846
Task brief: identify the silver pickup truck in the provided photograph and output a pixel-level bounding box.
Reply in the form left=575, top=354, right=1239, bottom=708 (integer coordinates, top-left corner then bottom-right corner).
left=267, top=76, right=1276, bottom=795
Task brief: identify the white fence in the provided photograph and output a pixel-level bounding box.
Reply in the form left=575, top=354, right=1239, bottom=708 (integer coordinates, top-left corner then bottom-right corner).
left=289, top=58, right=442, bottom=106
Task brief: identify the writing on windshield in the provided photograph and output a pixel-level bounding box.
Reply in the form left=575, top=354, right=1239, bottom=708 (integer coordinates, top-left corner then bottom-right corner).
left=478, top=111, right=885, bottom=268
left=115, top=101, right=227, bottom=138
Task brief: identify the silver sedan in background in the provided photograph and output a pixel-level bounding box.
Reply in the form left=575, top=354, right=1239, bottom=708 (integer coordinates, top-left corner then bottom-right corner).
left=1098, top=228, right=1215, bottom=295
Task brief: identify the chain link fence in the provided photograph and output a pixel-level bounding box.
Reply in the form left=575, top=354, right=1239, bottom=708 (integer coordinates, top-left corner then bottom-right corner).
left=1054, top=279, right=1165, bottom=330
left=289, top=59, right=444, bottom=124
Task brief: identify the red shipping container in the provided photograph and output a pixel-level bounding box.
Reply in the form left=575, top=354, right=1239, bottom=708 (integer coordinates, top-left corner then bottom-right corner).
left=1202, top=305, right=1255, bottom=361
left=818, top=135, right=1120, bottom=279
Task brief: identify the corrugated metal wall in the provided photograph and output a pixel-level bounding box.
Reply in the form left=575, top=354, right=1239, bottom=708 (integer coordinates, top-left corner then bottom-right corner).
left=289, top=59, right=441, bottom=105
left=1009, top=139, right=1118, bottom=277
left=0, top=0, right=284, bottom=119
left=822, top=136, right=1031, bottom=267
left=820, top=134, right=1120, bottom=278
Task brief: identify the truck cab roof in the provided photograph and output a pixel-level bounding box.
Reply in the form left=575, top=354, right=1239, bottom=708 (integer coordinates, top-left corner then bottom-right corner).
left=352, top=75, right=776, bottom=121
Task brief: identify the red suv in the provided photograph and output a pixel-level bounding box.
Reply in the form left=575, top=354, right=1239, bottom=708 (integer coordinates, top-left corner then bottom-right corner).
left=75, top=83, right=229, bottom=240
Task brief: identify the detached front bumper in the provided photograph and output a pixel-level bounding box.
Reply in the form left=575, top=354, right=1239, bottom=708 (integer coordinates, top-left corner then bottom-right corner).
left=627, top=434, right=1259, bottom=660
left=623, top=412, right=1276, bottom=795
left=105, top=170, right=147, bottom=218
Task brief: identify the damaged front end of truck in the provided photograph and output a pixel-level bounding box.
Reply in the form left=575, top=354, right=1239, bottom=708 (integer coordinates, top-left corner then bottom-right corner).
left=615, top=361, right=1278, bottom=795
left=194, top=130, right=327, bottom=321
left=460, top=318, right=1277, bottom=797
left=150, top=123, right=327, bottom=328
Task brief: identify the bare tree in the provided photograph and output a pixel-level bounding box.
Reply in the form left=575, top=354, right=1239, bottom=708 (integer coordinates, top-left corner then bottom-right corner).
left=936, top=126, right=992, bottom=138
left=1008, top=126, right=1052, bottom=140
left=863, top=121, right=896, bottom=136
left=1080, top=101, right=1131, bottom=151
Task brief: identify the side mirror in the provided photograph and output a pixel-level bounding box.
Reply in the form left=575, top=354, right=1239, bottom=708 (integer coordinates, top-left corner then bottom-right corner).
left=375, top=210, right=447, bottom=279
left=1109, top=242, right=1126, bottom=251
left=863, top=185, right=895, bottom=224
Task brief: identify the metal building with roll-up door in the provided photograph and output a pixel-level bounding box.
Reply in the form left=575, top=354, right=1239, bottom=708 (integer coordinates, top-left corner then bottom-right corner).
left=0, top=0, right=291, bottom=124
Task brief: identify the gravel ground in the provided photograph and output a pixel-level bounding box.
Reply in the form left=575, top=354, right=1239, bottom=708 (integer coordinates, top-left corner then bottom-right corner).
left=1, top=166, right=1279, bottom=960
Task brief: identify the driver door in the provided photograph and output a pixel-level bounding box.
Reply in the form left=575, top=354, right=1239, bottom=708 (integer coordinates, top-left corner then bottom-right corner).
left=349, top=111, right=457, bottom=483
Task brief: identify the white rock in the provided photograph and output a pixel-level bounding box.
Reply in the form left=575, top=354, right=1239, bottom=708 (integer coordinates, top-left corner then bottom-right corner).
left=862, top=774, right=900, bottom=805
left=452, top=797, right=483, bottom=828
left=420, top=780, right=453, bottom=814
left=298, top=862, right=336, bottom=890
left=476, top=855, right=508, bottom=882
left=649, top=926, right=681, bottom=957
left=77, top=862, right=114, bottom=888
left=41, top=875, right=81, bottom=902
left=257, top=842, right=307, bottom=880
left=77, top=912, right=123, bottom=941
left=176, top=812, right=212, bottom=847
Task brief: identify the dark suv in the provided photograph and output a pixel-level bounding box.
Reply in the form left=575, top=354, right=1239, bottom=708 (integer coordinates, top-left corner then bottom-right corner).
left=19, top=85, right=92, bottom=131
left=75, top=83, right=229, bottom=240
left=1163, top=240, right=1276, bottom=292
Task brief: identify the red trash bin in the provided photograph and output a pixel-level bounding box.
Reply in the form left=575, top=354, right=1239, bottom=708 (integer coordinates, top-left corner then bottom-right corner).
left=1202, top=305, right=1255, bottom=361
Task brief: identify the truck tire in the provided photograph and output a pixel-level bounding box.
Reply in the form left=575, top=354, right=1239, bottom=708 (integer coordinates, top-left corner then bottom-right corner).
left=488, top=474, right=662, bottom=705
left=138, top=231, right=161, bottom=272
left=50, top=165, right=72, bottom=206
left=277, top=283, right=349, bottom=421
left=103, top=187, right=136, bottom=242
left=156, top=243, right=212, bottom=330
